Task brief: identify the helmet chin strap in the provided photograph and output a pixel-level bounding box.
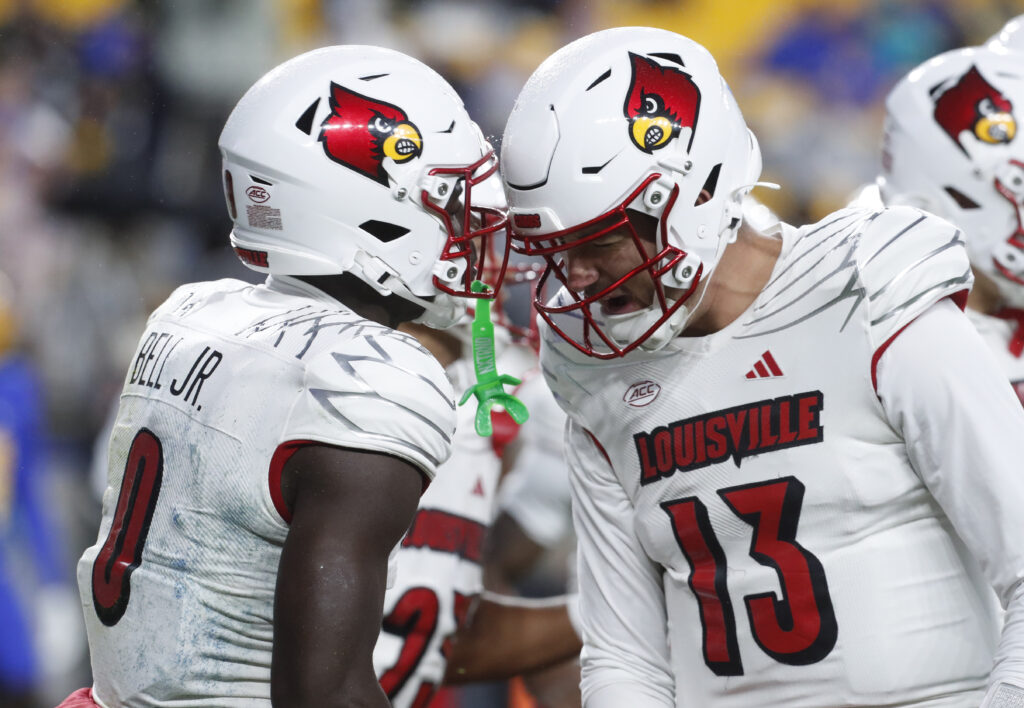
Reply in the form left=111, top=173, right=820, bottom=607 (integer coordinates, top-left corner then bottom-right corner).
left=350, top=251, right=468, bottom=329
left=603, top=300, right=694, bottom=352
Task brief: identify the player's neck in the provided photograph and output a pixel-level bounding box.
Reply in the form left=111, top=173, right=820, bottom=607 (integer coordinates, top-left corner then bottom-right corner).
left=683, top=223, right=781, bottom=337
left=295, top=274, right=425, bottom=329
left=399, top=322, right=462, bottom=368
left=966, top=266, right=1004, bottom=314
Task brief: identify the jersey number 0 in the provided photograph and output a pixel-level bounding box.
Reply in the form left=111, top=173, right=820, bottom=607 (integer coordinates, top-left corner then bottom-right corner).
left=91, top=428, right=164, bottom=626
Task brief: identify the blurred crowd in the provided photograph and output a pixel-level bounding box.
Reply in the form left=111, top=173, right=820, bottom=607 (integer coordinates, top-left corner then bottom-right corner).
left=0, top=0, right=1021, bottom=705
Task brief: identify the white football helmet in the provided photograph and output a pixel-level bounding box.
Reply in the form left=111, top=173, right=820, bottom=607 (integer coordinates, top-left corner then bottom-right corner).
left=501, top=27, right=762, bottom=358
left=879, top=46, right=1024, bottom=307
left=988, top=14, right=1024, bottom=54
left=219, top=45, right=509, bottom=328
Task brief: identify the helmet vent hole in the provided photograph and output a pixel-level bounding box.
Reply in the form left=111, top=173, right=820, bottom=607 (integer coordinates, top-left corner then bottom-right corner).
left=360, top=220, right=411, bottom=242
left=649, top=52, right=685, bottom=67
left=359, top=73, right=389, bottom=81
left=696, top=163, right=722, bottom=205
left=586, top=69, right=612, bottom=91
left=250, top=175, right=273, bottom=186
left=295, top=99, right=320, bottom=135
left=944, top=186, right=981, bottom=209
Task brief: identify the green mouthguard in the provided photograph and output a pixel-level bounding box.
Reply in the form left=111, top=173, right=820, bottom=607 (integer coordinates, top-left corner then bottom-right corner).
left=457, top=280, right=530, bottom=436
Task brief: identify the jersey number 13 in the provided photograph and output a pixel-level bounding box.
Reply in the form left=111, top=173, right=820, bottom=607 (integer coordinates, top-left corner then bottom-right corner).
left=662, top=476, right=837, bottom=676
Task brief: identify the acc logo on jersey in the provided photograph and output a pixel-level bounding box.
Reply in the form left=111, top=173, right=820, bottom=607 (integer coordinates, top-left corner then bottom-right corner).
left=624, top=380, right=661, bottom=407
left=623, top=52, right=700, bottom=154
left=933, top=65, right=1016, bottom=154
left=319, top=82, right=423, bottom=186
left=245, top=186, right=270, bottom=203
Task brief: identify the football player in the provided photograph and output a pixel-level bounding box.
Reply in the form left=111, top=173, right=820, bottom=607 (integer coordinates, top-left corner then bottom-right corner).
left=374, top=306, right=581, bottom=706
left=878, top=41, right=1024, bottom=402
left=59, top=45, right=512, bottom=707
left=500, top=27, right=1024, bottom=706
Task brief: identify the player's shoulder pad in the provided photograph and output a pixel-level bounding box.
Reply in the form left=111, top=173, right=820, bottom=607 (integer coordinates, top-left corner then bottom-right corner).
left=290, top=328, right=457, bottom=480
left=148, top=279, right=249, bottom=322
left=854, top=205, right=972, bottom=345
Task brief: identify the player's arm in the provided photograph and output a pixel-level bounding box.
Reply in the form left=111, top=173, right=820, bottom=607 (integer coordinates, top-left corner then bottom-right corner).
left=272, top=443, right=423, bottom=708
left=442, top=591, right=581, bottom=683
left=564, top=422, right=674, bottom=708
left=875, top=298, right=1024, bottom=698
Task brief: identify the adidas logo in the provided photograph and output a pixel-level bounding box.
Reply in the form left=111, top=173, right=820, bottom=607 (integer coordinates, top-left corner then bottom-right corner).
left=745, top=350, right=784, bottom=379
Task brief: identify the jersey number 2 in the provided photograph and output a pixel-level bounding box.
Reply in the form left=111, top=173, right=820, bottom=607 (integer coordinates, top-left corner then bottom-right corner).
left=91, top=428, right=164, bottom=626
left=379, top=587, right=471, bottom=707
left=662, top=476, right=837, bottom=676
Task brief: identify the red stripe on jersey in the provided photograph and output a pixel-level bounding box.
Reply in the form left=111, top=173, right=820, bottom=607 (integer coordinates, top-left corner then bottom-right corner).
left=268, top=440, right=316, bottom=524
left=401, top=508, right=487, bottom=562
left=871, top=323, right=913, bottom=394
left=56, top=688, right=101, bottom=707
left=871, top=294, right=967, bottom=393
left=753, top=361, right=769, bottom=378
left=763, top=350, right=784, bottom=376
left=584, top=428, right=612, bottom=467
left=950, top=289, right=968, bottom=311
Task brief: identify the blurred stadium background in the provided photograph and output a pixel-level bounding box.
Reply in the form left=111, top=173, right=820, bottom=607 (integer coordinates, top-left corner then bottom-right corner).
left=0, top=0, right=1021, bottom=705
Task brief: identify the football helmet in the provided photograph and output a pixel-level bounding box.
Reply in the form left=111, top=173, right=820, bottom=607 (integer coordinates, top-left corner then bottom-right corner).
left=219, top=45, right=509, bottom=328
left=501, top=27, right=762, bottom=358
left=988, top=14, right=1024, bottom=54
left=880, top=46, right=1024, bottom=307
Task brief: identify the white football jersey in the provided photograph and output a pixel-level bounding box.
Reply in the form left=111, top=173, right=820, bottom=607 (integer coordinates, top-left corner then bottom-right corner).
left=78, top=275, right=456, bottom=707
left=543, top=206, right=1024, bottom=706
left=373, top=336, right=537, bottom=707
left=496, top=373, right=573, bottom=550
left=966, top=308, right=1024, bottom=405
left=853, top=182, right=1024, bottom=407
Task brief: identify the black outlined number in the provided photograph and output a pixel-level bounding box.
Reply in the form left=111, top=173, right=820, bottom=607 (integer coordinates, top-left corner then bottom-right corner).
left=662, top=476, right=837, bottom=676
left=91, top=428, right=164, bottom=626
left=379, top=587, right=441, bottom=703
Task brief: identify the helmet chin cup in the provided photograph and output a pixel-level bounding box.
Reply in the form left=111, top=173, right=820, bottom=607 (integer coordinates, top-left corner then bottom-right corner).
left=411, top=291, right=466, bottom=329
left=604, top=300, right=692, bottom=352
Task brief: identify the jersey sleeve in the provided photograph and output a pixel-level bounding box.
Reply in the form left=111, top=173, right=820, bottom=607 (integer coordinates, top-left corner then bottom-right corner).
left=282, top=331, right=457, bottom=480
left=566, top=421, right=674, bottom=707
left=497, top=375, right=573, bottom=548
left=876, top=298, right=1024, bottom=690
left=856, top=205, right=973, bottom=346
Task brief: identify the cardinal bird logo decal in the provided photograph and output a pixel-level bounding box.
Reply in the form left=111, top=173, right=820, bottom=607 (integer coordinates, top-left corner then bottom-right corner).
left=319, top=82, right=423, bottom=185
left=624, top=53, right=701, bottom=154
left=933, top=66, right=1016, bottom=155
